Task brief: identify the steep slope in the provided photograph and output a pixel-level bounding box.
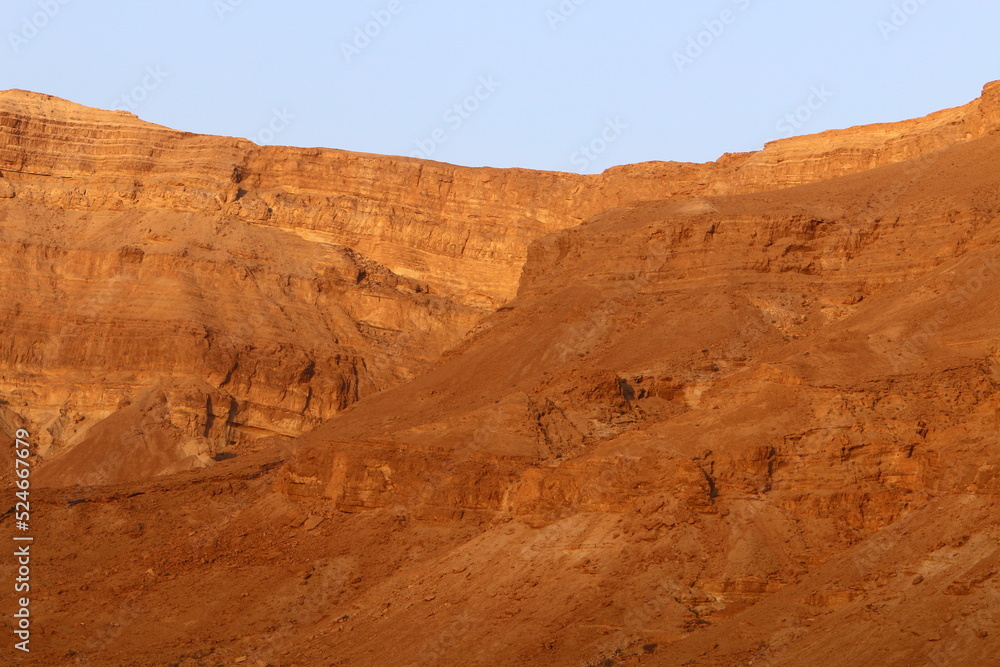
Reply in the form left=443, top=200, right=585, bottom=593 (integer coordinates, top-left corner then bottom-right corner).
left=278, top=129, right=1000, bottom=664
left=5, top=83, right=1000, bottom=480
left=7, top=87, right=1000, bottom=665
left=250, top=130, right=1000, bottom=665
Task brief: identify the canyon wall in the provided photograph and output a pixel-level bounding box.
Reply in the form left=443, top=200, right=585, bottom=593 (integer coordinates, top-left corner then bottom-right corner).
left=2, top=81, right=998, bottom=478
left=11, top=89, right=1000, bottom=665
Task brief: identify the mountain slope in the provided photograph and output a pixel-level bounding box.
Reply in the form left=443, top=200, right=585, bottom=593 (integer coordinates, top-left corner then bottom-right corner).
left=2, top=83, right=1000, bottom=665
left=2, top=82, right=999, bottom=475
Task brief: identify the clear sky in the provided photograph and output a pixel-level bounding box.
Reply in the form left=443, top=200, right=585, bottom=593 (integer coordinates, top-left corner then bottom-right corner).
left=2, top=1, right=998, bottom=173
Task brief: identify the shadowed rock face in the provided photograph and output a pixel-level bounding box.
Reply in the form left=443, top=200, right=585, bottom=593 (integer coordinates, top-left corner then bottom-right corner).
left=3, top=83, right=1000, bottom=665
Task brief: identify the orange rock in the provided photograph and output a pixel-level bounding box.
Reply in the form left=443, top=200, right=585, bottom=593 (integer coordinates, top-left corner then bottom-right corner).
left=4, top=82, right=1000, bottom=665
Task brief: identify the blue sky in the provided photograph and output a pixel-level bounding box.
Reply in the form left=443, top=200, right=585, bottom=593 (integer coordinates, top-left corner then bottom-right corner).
left=2, top=1, right=998, bottom=173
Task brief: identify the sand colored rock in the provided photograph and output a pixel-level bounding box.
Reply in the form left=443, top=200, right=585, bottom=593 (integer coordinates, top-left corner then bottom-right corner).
left=2, top=83, right=1000, bottom=664
left=4, top=84, right=1000, bottom=471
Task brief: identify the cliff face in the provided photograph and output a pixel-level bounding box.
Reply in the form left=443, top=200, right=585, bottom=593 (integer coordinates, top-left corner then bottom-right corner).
left=285, top=126, right=1000, bottom=516
left=3, top=84, right=1000, bottom=476
left=4, top=81, right=999, bottom=308
left=257, top=123, right=1000, bottom=666
left=4, top=83, right=1000, bottom=665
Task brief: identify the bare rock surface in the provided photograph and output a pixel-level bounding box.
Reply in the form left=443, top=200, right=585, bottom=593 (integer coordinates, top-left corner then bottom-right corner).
left=2, top=83, right=1000, bottom=665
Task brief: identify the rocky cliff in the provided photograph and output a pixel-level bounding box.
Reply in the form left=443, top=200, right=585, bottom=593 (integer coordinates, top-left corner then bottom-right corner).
left=4, top=83, right=1000, bottom=478
left=3, top=82, right=1000, bottom=665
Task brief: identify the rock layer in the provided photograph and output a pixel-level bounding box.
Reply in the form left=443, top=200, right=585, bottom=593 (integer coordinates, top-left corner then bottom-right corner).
left=4, top=84, right=1000, bottom=471
left=2, top=83, right=1000, bottom=665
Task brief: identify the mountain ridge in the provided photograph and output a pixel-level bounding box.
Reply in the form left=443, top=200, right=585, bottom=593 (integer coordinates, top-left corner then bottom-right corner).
left=2, top=81, right=1000, bottom=665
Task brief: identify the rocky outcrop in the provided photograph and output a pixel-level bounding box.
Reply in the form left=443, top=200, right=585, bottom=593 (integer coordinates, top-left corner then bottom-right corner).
left=0, top=198, right=467, bottom=463
left=267, top=124, right=1000, bottom=663
left=3, top=84, right=1000, bottom=470
left=3, top=82, right=1000, bottom=306
left=6, top=82, right=1000, bottom=665
left=4, top=81, right=1000, bottom=481
left=284, top=124, right=1000, bottom=514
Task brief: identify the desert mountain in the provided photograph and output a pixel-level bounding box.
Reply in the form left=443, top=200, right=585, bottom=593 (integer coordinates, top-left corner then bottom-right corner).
left=1, top=84, right=998, bottom=480
left=2, top=83, right=1000, bottom=665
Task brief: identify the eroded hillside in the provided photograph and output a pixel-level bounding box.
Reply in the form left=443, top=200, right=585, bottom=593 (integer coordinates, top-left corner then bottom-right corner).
left=2, top=83, right=1000, bottom=665
left=2, top=84, right=999, bottom=480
